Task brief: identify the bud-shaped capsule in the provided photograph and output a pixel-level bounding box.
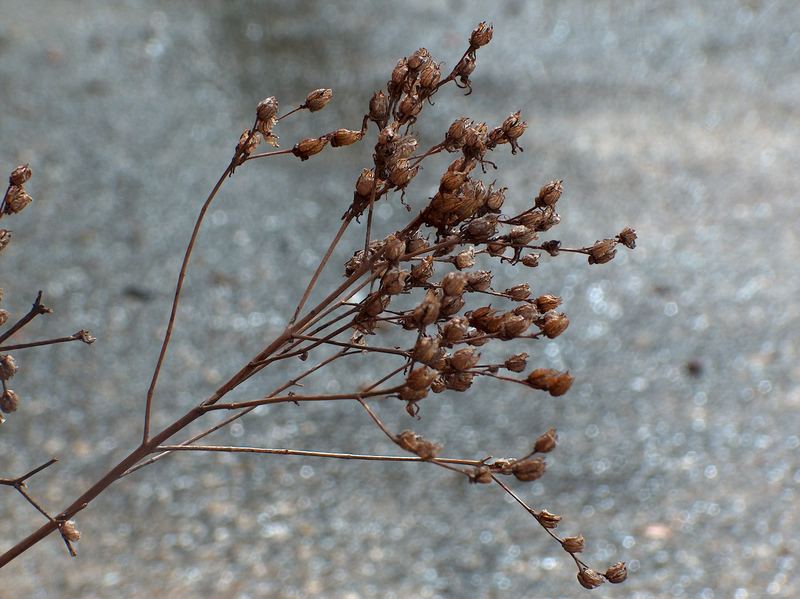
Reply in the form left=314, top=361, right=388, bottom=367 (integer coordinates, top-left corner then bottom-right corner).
left=537, top=509, right=562, bottom=529
left=60, top=520, right=81, bottom=542
left=534, top=427, right=558, bottom=453
left=369, top=90, right=389, bottom=123
left=577, top=568, right=605, bottom=589
left=587, top=239, right=618, bottom=265
left=505, top=284, right=531, bottom=301
left=604, top=562, right=628, bottom=584
left=512, top=457, right=546, bottom=481
left=304, top=88, right=333, bottom=112
left=4, top=186, right=32, bottom=214
left=292, top=137, right=328, bottom=161
left=449, top=347, right=480, bottom=371
left=256, top=96, right=279, bottom=123
left=0, top=354, right=18, bottom=380
left=617, top=227, right=637, bottom=249
left=454, top=247, right=475, bottom=270
left=470, top=22, right=494, bottom=48
left=504, top=353, right=528, bottom=373
left=330, top=128, right=363, bottom=147
left=9, top=164, right=32, bottom=186
left=535, top=180, right=563, bottom=208
left=441, top=272, right=468, bottom=296
left=540, top=311, right=569, bottom=338
left=562, top=535, right=585, bottom=553
left=0, top=389, right=19, bottom=413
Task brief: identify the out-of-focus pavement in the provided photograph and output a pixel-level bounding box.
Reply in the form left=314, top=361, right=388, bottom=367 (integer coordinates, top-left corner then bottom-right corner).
left=1, top=1, right=798, bottom=597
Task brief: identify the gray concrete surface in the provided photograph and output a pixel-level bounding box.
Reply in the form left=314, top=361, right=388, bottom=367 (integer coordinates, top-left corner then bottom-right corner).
left=1, top=1, right=798, bottom=597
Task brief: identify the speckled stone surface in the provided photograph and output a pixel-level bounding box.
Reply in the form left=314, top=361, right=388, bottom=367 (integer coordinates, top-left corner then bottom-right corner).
left=1, top=1, right=798, bottom=597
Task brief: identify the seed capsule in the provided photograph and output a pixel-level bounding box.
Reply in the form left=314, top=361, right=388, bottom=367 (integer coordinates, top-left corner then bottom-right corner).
left=604, top=562, right=628, bottom=584
left=470, top=21, right=494, bottom=48
left=534, top=428, right=558, bottom=453
left=330, top=128, right=363, bottom=147
left=562, top=535, right=585, bottom=553
left=292, top=137, right=328, bottom=161
left=0, top=355, right=18, bottom=380
left=9, top=164, right=32, bottom=186
left=577, top=568, right=605, bottom=589
left=512, top=457, right=546, bottom=482
left=535, top=180, right=563, bottom=208
left=618, top=227, right=637, bottom=249
left=369, top=90, right=389, bottom=122
left=0, top=389, right=19, bottom=413
left=60, top=520, right=81, bottom=542
left=304, top=88, right=332, bottom=112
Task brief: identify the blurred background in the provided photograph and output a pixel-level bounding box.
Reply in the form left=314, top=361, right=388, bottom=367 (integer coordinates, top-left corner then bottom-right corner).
left=1, top=1, right=798, bottom=597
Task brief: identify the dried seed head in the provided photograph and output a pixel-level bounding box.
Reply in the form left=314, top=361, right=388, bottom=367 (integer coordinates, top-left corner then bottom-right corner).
left=541, top=239, right=561, bottom=256
left=407, top=47, right=431, bottom=71
left=501, top=111, right=527, bottom=140
left=256, top=96, right=279, bottom=123
left=430, top=376, right=446, bottom=393
left=396, top=430, right=442, bottom=460
left=534, top=294, right=561, bottom=312
left=505, top=283, right=531, bottom=301
left=442, top=316, right=469, bottom=343
left=75, top=329, right=96, bottom=344
left=380, top=269, right=408, bottom=295
left=454, top=246, right=475, bottom=270
left=441, top=272, right=468, bottom=296
left=507, top=225, right=537, bottom=246
left=292, top=136, right=328, bottom=161
left=562, top=535, right=585, bottom=553
left=390, top=58, right=409, bottom=86
left=445, top=371, right=474, bottom=391
left=398, top=93, right=422, bottom=119
left=236, top=129, right=262, bottom=162
left=383, top=234, right=406, bottom=262
left=388, top=159, right=418, bottom=187
left=538, top=509, right=562, bottom=529
left=60, top=520, right=81, bottom=542
left=412, top=288, right=441, bottom=327
left=604, top=562, right=628, bottom=584
left=5, top=186, right=32, bottom=214
left=540, top=311, right=569, bottom=338
left=304, top=88, right=332, bottom=112
left=456, top=54, right=476, bottom=83
left=512, top=456, right=546, bottom=482
left=445, top=117, right=470, bottom=149
left=464, top=214, right=497, bottom=241
left=470, top=465, right=493, bottom=484
left=512, top=302, right=539, bottom=321
left=577, top=568, right=605, bottom=589
left=0, top=389, right=19, bottom=413
left=535, top=180, right=563, bottom=208
left=439, top=169, right=468, bottom=193
left=486, top=241, right=506, bottom=257
left=534, top=427, right=558, bottom=453
left=439, top=294, right=465, bottom=318
left=330, top=128, right=363, bottom=147
left=0, top=230, right=11, bottom=253
left=521, top=253, right=540, bottom=268
left=9, top=164, right=32, bottom=186
left=526, top=368, right=560, bottom=390
left=406, top=366, right=438, bottom=391
left=470, top=21, right=494, bottom=48
left=618, top=227, right=637, bottom=249
left=548, top=372, right=574, bottom=397
left=504, top=352, right=528, bottom=373
left=400, top=385, right=428, bottom=403
left=410, top=256, right=434, bottom=283
left=466, top=270, right=492, bottom=292
left=449, top=347, right=480, bottom=371
left=418, top=61, right=441, bottom=91
left=412, top=336, right=440, bottom=364
left=0, top=309, right=7, bottom=326
left=369, top=90, right=389, bottom=123
left=485, top=185, right=506, bottom=211
left=355, top=168, right=377, bottom=197
left=588, top=239, right=618, bottom=265
left=362, top=292, right=389, bottom=317
left=0, top=354, right=18, bottom=380
left=405, top=235, right=429, bottom=254
left=499, top=313, right=531, bottom=339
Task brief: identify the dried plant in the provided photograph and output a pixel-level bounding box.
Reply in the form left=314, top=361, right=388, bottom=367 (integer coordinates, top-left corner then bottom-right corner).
left=0, top=23, right=637, bottom=590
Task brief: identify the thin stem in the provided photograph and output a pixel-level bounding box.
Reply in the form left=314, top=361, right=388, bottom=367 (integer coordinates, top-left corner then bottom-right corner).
left=291, top=334, right=408, bottom=357
left=0, top=458, right=58, bottom=486
left=245, top=148, right=294, bottom=161
left=204, top=386, right=402, bottom=412
left=291, top=215, right=353, bottom=323
left=0, top=332, right=87, bottom=352
left=0, top=291, right=51, bottom=345
left=157, top=444, right=482, bottom=466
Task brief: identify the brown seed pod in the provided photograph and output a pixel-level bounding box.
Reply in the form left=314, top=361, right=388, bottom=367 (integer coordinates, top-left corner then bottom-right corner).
left=470, top=21, right=494, bottom=48
left=526, top=368, right=560, bottom=390
left=60, top=520, right=81, bottom=543
left=504, top=353, right=528, bottom=373
left=470, top=465, right=493, bottom=484
left=410, top=256, right=434, bottom=283
left=562, top=535, right=585, bottom=554
left=405, top=235, right=429, bottom=254
left=604, top=562, right=628, bottom=584
left=380, top=269, right=408, bottom=295
left=505, top=283, right=531, bottom=301
left=406, top=47, right=431, bottom=71
left=449, top=347, right=480, bottom=371
left=577, top=568, right=605, bottom=590
left=391, top=58, right=409, bottom=86
left=418, top=61, right=441, bottom=91
left=304, top=88, right=333, bottom=112
left=406, top=366, right=438, bottom=391
left=521, top=253, right=540, bottom=268
left=617, top=227, right=637, bottom=249
left=0, top=309, right=7, bottom=326
left=412, top=336, right=440, bottom=364
left=512, top=456, right=546, bottom=482
left=0, top=354, right=18, bottom=380
left=534, top=294, right=561, bottom=312
left=498, top=313, right=531, bottom=339
left=369, top=90, right=389, bottom=123
left=441, top=272, right=468, bottom=296
left=0, top=389, right=19, bottom=413
left=537, top=509, right=562, bottom=529
left=513, top=303, right=539, bottom=321
left=412, top=289, right=441, bottom=327
left=535, top=180, right=563, bottom=208
left=439, top=294, right=465, bottom=318
left=466, top=270, right=492, bottom=292
left=396, top=430, right=442, bottom=460
left=355, top=168, right=377, bottom=197
left=587, top=239, right=618, bottom=265
left=0, top=229, right=11, bottom=252
left=533, top=427, right=558, bottom=453
left=9, top=164, right=32, bottom=186
left=464, top=214, right=497, bottom=241
left=383, top=234, right=406, bottom=262
left=540, top=311, right=569, bottom=338
left=454, top=247, right=475, bottom=270
left=442, top=316, right=469, bottom=343
left=292, top=137, right=328, bottom=161
left=361, top=292, right=389, bottom=318
left=445, top=117, right=471, bottom=149
left=548, top=372, right=574, bottom=397
left=444, top=371, right=474, bottom=391
left=256, top=96, right=279, bottom=122
left=330, top=128, right=363, bottom=147
left=4, top=186, right=32, bottom=214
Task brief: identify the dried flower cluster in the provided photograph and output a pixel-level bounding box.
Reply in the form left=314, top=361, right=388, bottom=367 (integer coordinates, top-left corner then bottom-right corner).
left=0, top=22, right=634, bottom=591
